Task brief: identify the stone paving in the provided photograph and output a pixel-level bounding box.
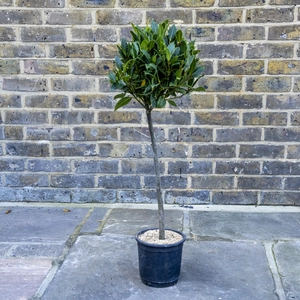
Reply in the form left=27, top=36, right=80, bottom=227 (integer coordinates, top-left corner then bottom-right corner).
left=0, top=204, right=299, bottom=300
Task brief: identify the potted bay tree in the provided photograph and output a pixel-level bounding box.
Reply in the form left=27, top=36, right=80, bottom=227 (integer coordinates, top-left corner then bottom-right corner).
left=109, top=20, right=205, bottom=287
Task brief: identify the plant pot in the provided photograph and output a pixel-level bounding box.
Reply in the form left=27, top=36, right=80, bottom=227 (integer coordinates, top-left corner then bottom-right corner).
left=135, top=228, right=186, bottom=288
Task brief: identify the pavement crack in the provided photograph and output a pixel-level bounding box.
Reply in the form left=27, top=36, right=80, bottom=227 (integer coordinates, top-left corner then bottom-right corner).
left=264, top=241, right=286, bottom=300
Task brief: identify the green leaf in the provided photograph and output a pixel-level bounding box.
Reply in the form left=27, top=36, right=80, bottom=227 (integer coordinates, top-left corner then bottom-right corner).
left=151, top=20, right=159, bottom=34
left=141, top=40, right=148, bottom=51
left=108, top=72, right=116, bottom=83
left=157, top=96, right=166, bottom=108
left=167, top=42, right=175, bottom=55
left=114, top=96, right=132, bottom=111
left=115, top=56, right=122, bottom=69
left=121, top=38, right=127, bottom=51
left=193, top=86, right=206, bottom=92
left=168, top=24, right=177, bottom=40
left=114, top=93, right=125, bottom=100
left=167, top=99, right=177, bottom=107
left=175, top=29, right=183, bottom=42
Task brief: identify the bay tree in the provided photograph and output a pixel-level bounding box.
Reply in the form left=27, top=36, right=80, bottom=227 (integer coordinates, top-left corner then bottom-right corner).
left=109, top=20, right=205, bottom=240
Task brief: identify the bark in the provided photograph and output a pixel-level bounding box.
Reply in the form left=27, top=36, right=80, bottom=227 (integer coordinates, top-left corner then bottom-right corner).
left=146, top=110, right=165, bottom=240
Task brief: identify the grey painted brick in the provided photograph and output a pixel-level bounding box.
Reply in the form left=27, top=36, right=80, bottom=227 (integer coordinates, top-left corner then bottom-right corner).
left=120, top=127, right=165, bottom=142
left=26, top=127, right=70, bottom=141
left=71, top=189, right=117, bottom=203
left=5, top=111, right=48, bottom=125
left=0, top=27, right=16, bottom=41
left=45, top=11, right=92, bottom=25
left=51, top=111, right=94, bottom=125
left=16, top=0, right=64, bottom=7
left=217, top=94, right=263, bottom=109
left=146, top=10, right=192, bottom=24
left=266, top=94, right=300, bottom=110
left=0, top=159, right=25, bottom=171
left=191, top=175, right=234, bottom=189
left=246, top=43, right=294, bottom=59
left=70, top=28, right=117, bottom=42
left=0, top=10, right=42, bottom=24
left=216, top=161, right=260, bottom=175
left=121, top=159, right=157, bottom=174
left=17, top=188, right=71, bottom=202
left=0, top=44, right=46, bottom=58
left=243, top=112, right=287, bottom=126
left=5, top=174, right=48, bottom=187
left=72, top=94, right=114, bottom=109
left=285, top=178, right=300, bottom=190
left=145, top=143, right=188, bottom=158
left=185, top=27, right=215, bottom=42
left=73, top=127, right=117, bottom=141
left=28, top=159, right=70, bottom=172
left=0, top=95, right=21, bottom=108
left=118, top=190, right=157, bottom=203
left=144, top=175, right=188, bottom=189
left=21, top=27, right=66, bottom=42
left=238, top=176, right=282, bottom=190
left=168, top=161, right=212, bottom=175
left=194, top=112, right=239, bottom=126
left=98, top=143, right=142, bottom=158
left=216, top=128, right=261, bottom=142
left=25, top=95, right=68, bottom=108
left=165, top=190, right=210, bottom=205
left=218, top=26, right=265, bottom=41
left=4, top=126, right=23, bottom=140
left=152, top=111, right=191, bottom=125
left=2, top=78, right=47, bottom=92
left=98, top=175, right=141, bottom=189
left=263, top=162, right=300, bottom=175
left=74, top=159, right=119, bottom=173
left=196, top=9, right=243, bottom=24
left=24, top=59, right=69, bottom=75
left=52, top=143, right=96, bottom=157
left=261, top=192, right=300, bottom=206
left=51, top=175, right=95, bottom=188
left=72, top=60, right=113, bottom=75
left=6, top=142, right=49, bottom=157
left=198, top=44, right=243, bottom=59
left=265, top=128, right=300, bottom=142
left=51, top=78, right=96, bottom=91
left=246, top=8, right=294, bottom=23
left=98, top=111, right=142, bottom=124
left=168, top=127, right=213, bottom=143
left=192, top=145, right=236, bottom=158
left=240, top=144, right=285, bottom=159
left=96, top=10, right=143, bottom=25
left=212, top=191, right=258, bottom=205
left=49, top=45, right=94, bottom=58
left=287, top=145, right=300, bottom=159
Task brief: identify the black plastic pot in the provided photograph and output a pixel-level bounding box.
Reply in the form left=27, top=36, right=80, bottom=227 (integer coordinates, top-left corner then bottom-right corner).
left=135, top=228, right=186, bottom=288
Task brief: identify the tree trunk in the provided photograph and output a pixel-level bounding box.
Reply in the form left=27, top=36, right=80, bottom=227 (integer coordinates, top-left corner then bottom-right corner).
left=146, top=110, right=165, bottom=240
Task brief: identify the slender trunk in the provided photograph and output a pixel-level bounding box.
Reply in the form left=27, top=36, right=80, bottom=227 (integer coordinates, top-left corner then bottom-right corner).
left=146, top=110, right=165, bottom=240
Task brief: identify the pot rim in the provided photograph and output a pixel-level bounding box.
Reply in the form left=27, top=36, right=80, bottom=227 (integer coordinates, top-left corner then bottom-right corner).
left=135, top=228, right=186, bottom=248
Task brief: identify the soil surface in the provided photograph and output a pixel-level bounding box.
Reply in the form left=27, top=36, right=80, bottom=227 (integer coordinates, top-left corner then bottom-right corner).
left=138, top=229, right=183, bottom=245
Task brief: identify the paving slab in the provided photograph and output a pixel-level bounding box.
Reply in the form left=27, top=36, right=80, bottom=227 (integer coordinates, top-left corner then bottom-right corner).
left=190, top=211, right=300, bottom=241
left=0, top=258, right=52, bottom=300
left=41, top=235, right=278, bottom=300
left=273, top=241, right=300, bottom=300
left=0, top=207, right=89, bottom=243
left=102, top=208, right=183, bottom=236
left=80, top=208, right=108, bottom=233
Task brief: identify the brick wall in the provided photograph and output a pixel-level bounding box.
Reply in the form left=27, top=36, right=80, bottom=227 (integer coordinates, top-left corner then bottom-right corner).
left=0, top=0, right=299, bottom=205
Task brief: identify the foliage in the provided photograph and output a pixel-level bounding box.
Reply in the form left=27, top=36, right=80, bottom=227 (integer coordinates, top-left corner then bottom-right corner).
left=109, top=19, right=205, bottom=112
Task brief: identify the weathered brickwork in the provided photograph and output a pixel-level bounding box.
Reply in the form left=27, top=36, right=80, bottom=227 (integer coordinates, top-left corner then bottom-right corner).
left=0, top=0, right=299, bottom=205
